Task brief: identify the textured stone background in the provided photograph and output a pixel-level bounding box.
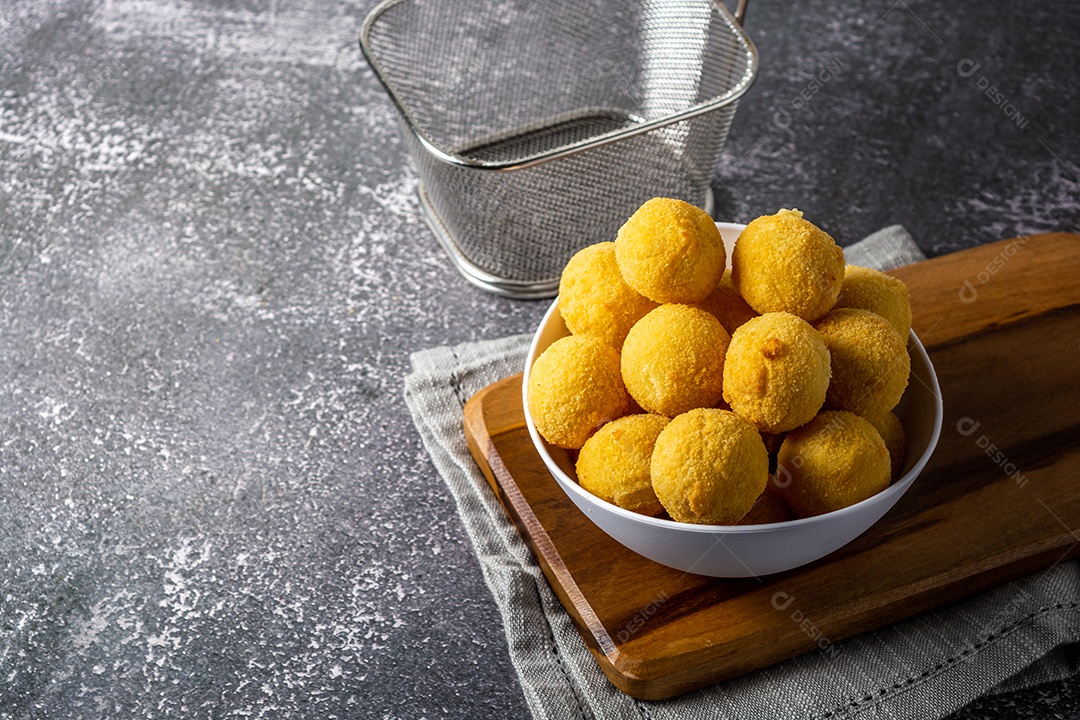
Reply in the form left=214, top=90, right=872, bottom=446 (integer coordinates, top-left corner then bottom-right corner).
left=1, top=0, right=1077, bottom=718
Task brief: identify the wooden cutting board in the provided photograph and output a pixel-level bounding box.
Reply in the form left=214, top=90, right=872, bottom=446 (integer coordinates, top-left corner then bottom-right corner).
left=463, top=233, right=1080, bottom=700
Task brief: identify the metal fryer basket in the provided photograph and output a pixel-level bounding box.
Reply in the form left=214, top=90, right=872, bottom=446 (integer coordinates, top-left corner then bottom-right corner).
left=361, top=0, right=758, bottom=298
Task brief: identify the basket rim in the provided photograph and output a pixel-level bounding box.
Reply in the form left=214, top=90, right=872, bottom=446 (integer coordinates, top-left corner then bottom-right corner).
left=359, top=0, right=759, bottom=171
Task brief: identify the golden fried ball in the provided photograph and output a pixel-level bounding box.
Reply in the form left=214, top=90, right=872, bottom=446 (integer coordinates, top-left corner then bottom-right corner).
left=738, top=480, right=795, bottom=525
left=722, top=312, right=831, bottom=433
left=690, top=269, right=759, bottom=335
left=527, top=335, right=629, bottom=449
left=866, top=410, right=906, bottom=481
left=576, top=414, right=669, bottom=516
left=651, top=408, right=768, bottom=524
left=614, top=197, right=726, bottom=304
left=833, top=265, right=912, bottom=338
left=731, top=209, right=845, bottom=321
left=814, top=308, right=910, bottom=418
left=559, top=242, right=658, bottom=350
left=621, top=304, right=729, bottom=417
left=776, top=411, right=891, bottom=517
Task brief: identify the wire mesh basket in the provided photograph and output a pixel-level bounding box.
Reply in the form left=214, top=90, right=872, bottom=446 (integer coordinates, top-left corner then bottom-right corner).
left=361, top=0, right=758, bottom=298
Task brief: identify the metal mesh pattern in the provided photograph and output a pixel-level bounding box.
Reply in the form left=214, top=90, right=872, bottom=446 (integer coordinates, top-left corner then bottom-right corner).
left=362, top=0, right=757, bottom=295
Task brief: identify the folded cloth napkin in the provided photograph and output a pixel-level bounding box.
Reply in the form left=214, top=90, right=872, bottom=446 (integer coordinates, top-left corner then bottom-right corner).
left=404, top=226, right=1080, bottom=720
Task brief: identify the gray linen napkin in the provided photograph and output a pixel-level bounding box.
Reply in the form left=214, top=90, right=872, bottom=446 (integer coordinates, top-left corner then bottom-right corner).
left=404, top=226, right=1080, bottom=719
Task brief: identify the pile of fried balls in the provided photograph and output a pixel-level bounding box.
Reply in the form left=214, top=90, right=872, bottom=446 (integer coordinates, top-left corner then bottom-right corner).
left=527, top=198, right=913, bottom=524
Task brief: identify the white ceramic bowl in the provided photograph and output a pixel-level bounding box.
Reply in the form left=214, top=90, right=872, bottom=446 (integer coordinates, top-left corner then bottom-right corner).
left=522, top=223, right=943, bottom=577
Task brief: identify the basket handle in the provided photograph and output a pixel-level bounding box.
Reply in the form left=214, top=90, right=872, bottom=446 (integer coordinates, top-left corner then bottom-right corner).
left=733, top=0, right=748, bottom=25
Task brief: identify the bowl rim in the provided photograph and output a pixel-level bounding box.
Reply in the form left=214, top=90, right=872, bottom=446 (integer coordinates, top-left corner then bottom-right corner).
left=523, top=277, right=944, bottom=535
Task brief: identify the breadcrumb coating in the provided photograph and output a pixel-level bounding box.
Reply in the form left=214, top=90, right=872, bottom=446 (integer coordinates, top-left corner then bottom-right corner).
left=615, top=198, right=725, bottom=303
left=815, top=308, right=910, bottom=418
left=527, top=335, right=629, bottom=449
left=722, top=312, right=831, bottom=433
left=866, top=409, right=906, bottom=481
left=731, top=209, right=845, bottom=321
left=738, top=480, right=795, bottom=525
left=621, top=304, right=729, bottom=417
left=576, top=414, right=669, bottom=516
left=651, top=408, right=768, bottom=524
left=559, top=242, right=657, bottom=350
left=689, top=269, right=759, bottom=335
left=833, top=265, right=912, bottom=338
left=777, top=411, right=891, bottom=517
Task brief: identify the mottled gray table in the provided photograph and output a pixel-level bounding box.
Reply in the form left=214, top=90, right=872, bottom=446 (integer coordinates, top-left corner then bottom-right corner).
left=1, top=0, right=1077, bottom=718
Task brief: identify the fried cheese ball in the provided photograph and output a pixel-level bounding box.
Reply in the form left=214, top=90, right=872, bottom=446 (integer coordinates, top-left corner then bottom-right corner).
left=731, top=209, right=845, bottom=322
left=527, top=335, right=629, bottom=449
left=690, top=269, right=759, bottom=335
left=621, top=304, right=729, bottom=417
left=815, top=308, right=910, bottom=418
left=776, top=411, right=891, bottom=517
left=651, top=408, right=768, bottom=524
left=833, top=265, right=912, bottom=338
left=722, top=312, right=831, bottom=434
left=576, top=414, right=669, bottom=516
left=867, top=410, right=906, bottom=481
left=615, top=197, right=726, bottom=304
left=738, top=480, right=795, bottom=525
left=559, top=242, right=658, bottom=350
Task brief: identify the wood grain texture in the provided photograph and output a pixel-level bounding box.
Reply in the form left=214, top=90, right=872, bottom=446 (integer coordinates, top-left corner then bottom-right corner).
left=463, top=234, right=1080, bottom=700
